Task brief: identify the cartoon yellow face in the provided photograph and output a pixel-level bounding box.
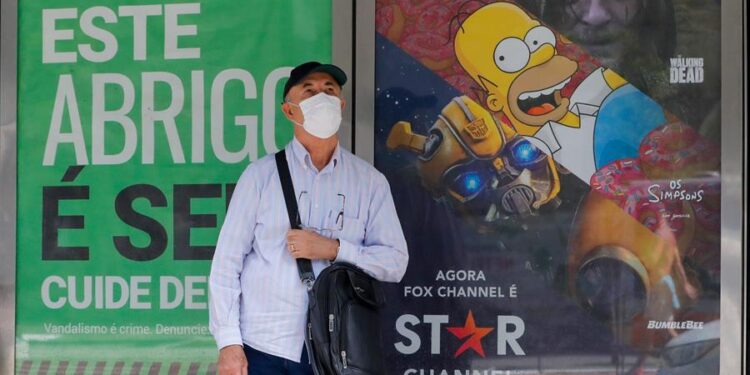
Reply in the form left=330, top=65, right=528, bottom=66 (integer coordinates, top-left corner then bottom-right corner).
left=454, top=2, right=578, bottom=136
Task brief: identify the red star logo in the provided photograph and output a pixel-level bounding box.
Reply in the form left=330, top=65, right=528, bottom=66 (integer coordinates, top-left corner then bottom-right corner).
left=446, top=310, right=494, bottom=358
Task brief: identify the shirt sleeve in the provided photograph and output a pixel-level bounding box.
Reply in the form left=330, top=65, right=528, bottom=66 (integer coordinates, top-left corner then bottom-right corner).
left=208, top=166, right=259, bottom=350
left=334, top=172, right=409, bottom=283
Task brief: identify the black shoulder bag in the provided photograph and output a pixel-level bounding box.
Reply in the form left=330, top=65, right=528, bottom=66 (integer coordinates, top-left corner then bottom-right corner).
left=275, top=150, right=386, bottom=375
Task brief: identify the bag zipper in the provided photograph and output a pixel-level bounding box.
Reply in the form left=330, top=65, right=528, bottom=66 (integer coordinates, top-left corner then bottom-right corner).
left=339, top=301, right=352, bottom=370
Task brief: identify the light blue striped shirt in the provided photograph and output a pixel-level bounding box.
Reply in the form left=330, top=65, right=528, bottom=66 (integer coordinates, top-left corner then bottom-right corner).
left=208, top=137, right=408, bottom=362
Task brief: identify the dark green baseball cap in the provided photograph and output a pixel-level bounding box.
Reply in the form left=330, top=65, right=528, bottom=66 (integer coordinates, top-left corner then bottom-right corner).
left=282, top=61, right=348, bottom=100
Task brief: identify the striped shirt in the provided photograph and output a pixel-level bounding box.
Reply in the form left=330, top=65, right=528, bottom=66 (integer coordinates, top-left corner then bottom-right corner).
left=208, top=137, right=409, bottom=362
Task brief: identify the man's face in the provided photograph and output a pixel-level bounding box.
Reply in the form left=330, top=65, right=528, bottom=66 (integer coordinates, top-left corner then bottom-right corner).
left=558, top=0, right=642, bottom=69
left=282, top=71, right=344, bottom=128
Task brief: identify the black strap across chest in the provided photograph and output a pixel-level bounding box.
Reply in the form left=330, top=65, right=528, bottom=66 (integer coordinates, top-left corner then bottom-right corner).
left=275, top=150, right=316, bottom=288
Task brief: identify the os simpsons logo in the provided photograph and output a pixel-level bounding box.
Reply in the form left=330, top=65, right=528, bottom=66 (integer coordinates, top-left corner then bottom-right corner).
left=394, top=311, right=526, bottom=358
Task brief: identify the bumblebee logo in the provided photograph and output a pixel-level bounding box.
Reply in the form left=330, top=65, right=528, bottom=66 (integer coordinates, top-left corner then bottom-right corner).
left=394, top=312, right=526, bottom=357
left=464, top=119, right=490, bottom=141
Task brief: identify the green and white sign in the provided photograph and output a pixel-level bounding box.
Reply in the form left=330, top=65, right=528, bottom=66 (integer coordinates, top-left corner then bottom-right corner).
left=17, top=1, right=331, bottom=372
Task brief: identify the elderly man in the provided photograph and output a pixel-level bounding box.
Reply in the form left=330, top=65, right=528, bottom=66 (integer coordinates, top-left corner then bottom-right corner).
left=208, top=61, right=409, bottom=375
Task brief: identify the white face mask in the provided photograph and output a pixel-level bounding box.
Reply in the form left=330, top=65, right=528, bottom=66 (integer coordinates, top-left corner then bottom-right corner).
left=290, top=93, right=342, bottom=139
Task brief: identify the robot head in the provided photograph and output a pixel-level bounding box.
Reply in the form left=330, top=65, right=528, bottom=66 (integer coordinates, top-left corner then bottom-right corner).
left=387, top=96, right=560, bottom=221
left=454, top=2, right=578, bottom=136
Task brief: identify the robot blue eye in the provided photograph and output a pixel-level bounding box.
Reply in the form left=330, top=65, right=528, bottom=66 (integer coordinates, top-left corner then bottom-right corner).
left=510, top=139, right=542, bottom=167
left=454, top=171, right=484, bottom=197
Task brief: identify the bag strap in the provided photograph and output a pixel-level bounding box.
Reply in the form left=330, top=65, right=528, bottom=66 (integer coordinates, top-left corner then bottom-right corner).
left=275, top=150, right=316, bottom=290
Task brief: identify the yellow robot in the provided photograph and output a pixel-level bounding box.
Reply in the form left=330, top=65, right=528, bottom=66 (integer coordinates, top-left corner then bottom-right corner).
left=387, top=95, right=560, bottom=223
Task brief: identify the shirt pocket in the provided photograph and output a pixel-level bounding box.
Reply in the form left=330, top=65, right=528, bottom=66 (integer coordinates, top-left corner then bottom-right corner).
left=339, top=215, right=366, bottom=245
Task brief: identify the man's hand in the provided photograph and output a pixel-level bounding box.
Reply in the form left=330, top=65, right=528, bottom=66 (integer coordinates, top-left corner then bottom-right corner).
left=217, top=345, right=247, bottom=375
left=287, top=229, right=339, bottom=260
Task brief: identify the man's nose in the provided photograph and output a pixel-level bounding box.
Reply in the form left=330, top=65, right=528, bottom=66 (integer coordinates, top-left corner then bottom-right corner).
left=580, top=0, right=612, bottom=27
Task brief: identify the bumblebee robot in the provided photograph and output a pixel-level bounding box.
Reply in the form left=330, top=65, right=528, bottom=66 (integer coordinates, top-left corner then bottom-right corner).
left=386, top=95, right=561, bottom=225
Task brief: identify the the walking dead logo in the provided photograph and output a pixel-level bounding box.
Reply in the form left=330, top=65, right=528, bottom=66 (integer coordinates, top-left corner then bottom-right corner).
left=670, top=57, right=704, bottom=84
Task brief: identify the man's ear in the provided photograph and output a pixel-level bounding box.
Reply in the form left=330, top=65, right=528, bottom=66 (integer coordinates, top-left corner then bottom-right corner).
left=281, top=102, right=294, bottom=120
left=340, top=97, right=346, bottom=111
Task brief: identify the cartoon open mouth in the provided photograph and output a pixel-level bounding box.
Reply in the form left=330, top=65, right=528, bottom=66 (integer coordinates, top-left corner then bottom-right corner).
left=517, top=78, right=571, bottom=116
left=507, top=55, right=578, bottom=127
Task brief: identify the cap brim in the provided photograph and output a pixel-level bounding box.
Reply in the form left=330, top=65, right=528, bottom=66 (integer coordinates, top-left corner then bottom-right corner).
left=307, top=64, right=348, bottom=87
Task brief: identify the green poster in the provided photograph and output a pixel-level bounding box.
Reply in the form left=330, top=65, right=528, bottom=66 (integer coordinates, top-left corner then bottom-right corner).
left=16, top=1, right=332, bottom=373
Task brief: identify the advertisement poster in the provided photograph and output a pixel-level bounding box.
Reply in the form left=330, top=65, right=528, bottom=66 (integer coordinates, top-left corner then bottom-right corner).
left=375, top=0, right=721, bottom=374
left=16, top=1, right=331, bottom=373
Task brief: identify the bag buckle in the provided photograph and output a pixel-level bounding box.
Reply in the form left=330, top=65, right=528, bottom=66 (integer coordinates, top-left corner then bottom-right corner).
left=303, top=277, right=315, bottom=291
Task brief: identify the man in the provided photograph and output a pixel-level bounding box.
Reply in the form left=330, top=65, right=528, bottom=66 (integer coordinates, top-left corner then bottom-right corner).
left=208, top=61, right=409, bottom=375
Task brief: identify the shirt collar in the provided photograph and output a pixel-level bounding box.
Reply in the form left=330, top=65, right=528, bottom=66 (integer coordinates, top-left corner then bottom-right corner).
left=289, top=137, right=341, bottom=173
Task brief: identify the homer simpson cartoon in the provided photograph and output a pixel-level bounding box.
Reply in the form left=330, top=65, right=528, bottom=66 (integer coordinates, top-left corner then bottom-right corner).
left=454, top=2, right=664, bottom=183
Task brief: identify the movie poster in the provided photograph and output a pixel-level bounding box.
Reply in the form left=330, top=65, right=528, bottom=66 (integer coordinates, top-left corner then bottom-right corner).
left=374, top=1, right=721, bottom=373
left=16, top=1, right=331, bottom=373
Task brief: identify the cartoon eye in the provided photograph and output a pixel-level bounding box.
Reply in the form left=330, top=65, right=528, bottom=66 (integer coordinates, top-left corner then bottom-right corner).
left=524, top=26, right=556, bottom=53
left=494, top=38, right=530, bottom=73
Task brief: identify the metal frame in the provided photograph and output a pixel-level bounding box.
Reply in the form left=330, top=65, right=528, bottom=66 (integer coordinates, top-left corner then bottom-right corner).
left=354, top=2, right=746, bottom=374
left=0, top=0, right=18, bottom=373
left=719, top=1, right=745, bottom=373
left=332, top=0, right=354, bottom=151
left=353, top=0, right=375, bottom=163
